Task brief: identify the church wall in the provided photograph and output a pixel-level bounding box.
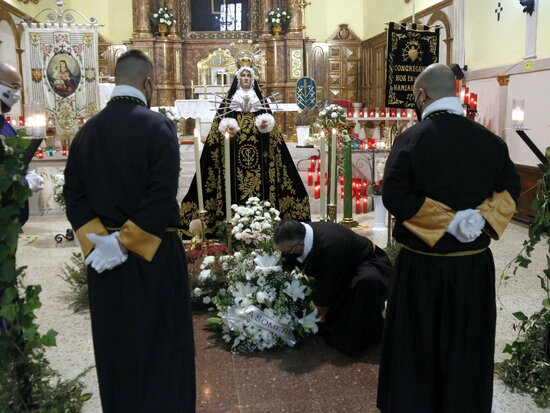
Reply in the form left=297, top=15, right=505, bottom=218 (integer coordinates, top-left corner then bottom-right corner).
left=3, top=0, right=133, bottom=43
left=306, top=0, right=365, bottom=42
left=464, top=0, right=525, bottom=70
left=537, top=0, right=550, bottom=59
left=363, top=0, right=442, bottom=40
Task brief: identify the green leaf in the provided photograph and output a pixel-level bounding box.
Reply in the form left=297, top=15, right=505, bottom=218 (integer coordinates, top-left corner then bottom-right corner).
left=0, top=303, right=16, bottom=322
left=512, top=311, right=528, bottom=322
left=543, top=298, right=550, bottom=308
left=503, top=343, right=513, bottom=354
left=40, top=329, right=58, bottom=347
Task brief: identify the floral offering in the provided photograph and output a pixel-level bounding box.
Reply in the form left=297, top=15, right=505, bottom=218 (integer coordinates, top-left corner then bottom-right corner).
left=318, top=104, right=347, bottom=129
left=150, top=7, right=177, bottom=27
left=266, top=8, right=291, bottom=29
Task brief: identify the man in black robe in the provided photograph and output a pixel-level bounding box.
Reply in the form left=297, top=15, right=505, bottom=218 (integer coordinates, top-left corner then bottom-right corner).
left=377, top=63, right=520, bottom=413
left=64, top=50, right=195, bottom=412
left=274, top=219, right=392, bottom=354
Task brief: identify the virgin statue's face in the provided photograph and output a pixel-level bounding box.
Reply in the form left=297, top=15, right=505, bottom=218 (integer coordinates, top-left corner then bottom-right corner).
left=240, top=70, right=252, bottom=90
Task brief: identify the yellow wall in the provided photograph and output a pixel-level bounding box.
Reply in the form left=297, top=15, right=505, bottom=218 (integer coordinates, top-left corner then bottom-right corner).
left=4, top=0, right=133, bottom=43
left=306, top=0, right=365, bottom=42
left=465, top=0, right=524, bottom=70
left=536, top=0, right=550, bottom=59
left=363, top=0, right=441, bottom=40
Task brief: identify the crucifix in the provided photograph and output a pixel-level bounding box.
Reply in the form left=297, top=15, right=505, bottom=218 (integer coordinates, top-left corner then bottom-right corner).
left=495, top=2, right=503, bottom=21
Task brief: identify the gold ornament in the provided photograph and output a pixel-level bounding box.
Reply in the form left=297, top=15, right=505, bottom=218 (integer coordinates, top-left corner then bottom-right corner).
left=225, top=40, right=266, bottom=79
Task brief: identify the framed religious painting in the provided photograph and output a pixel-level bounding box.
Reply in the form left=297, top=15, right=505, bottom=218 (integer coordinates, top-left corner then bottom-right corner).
left=179, top=0, right=260, bottom=39
left=46, top=53, right=81, bottom=98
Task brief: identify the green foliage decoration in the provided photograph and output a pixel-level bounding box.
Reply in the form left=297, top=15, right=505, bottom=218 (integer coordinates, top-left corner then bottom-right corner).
left=496, top=146, right=550, bottom=408
left=0, top=135, right=91, bottom=411
left=58, top=253, right=89, bottom=313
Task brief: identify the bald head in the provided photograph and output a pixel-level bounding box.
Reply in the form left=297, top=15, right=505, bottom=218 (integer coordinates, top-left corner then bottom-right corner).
left=0, top=61, right=22, bottom=113
left=115, top=50, right=154, bottom=86
left=414, top=63, right=456, bottom=101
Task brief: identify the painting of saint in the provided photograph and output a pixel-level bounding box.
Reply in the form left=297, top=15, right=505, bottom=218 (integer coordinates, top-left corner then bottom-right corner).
left=47, top=53, right=81, bottom=98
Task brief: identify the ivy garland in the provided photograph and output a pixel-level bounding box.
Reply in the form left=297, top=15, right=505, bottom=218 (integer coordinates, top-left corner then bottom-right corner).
left=0, top=135, right=90, bottom=411
left=496, top=147, right=550, bottom=408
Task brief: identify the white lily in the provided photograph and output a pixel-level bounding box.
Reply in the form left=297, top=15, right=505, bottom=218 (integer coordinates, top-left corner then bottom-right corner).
left=299, top=309, right=319, bottom=334
left=254, top=253, right=281, bottom=273
left=283, top=279, right=306, bottom=302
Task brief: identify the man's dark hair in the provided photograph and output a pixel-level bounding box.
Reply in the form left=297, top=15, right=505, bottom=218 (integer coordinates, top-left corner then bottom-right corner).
left=274, top=219, right=306, bottom=244
left=114, top=49, right=153, bottom=80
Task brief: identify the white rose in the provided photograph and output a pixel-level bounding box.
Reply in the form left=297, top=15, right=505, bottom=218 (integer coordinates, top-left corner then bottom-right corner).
left=282, top=11, right=287, bottom=15
left=153, top=13, right=158, bottom=18
left=202, top=296, right=212, bottom=304
left=331, top=112, right=338, bottom=118
left=319, top=110, right=326, bottom=117
left=193, top=287, right=202, bottom=297
left=160, top=18, right=165, bottom=23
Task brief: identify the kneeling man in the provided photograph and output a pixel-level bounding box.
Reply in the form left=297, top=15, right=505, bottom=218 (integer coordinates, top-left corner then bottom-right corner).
left=274, top=219, right=392, bottom=354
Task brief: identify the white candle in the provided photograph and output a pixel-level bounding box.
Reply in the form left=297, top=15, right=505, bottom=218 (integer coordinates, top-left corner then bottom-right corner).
left=512, top=107, right=525, bottom=129
left=319, top=130, right=327, bottom=220
left=224, top=131, right=232, bottom=220
left=330, top=128, right=337, bottom=204
left=194, top=128, right=204, bottom=211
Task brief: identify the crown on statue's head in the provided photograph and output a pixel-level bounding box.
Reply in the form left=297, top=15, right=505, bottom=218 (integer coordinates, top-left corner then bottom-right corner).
left=226, top=40, right=265, bottom=79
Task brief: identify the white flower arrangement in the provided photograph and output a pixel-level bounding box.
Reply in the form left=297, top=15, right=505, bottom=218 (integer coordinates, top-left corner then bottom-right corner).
left=318, top=103, right=347, bottom=128
left=219, top=117, right=241, bottom=136
left=212, top=249, right=318, bottom=352
left=51, top=173, right=65, bottom=211
left=230, top=197, right=280, bottom=246
left=255, top=113, right=275, bottom=134
left=150, top=7, right=177, bottom=27
left=266, top=8, right=291, bottom=28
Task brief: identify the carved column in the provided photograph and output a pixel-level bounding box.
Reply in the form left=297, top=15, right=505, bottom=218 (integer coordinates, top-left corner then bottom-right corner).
left=287, top=1, right=304, bottom=38
left=133, top=0, right=153, bottom=38
left=165, top=0, right=181, bottom=38
left=496, top=75, right=510, bottom=139
left=260, top=0, right=275, bottom=38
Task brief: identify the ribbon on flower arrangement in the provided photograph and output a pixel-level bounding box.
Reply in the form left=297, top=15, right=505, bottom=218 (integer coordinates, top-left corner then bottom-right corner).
left=228, top=305, right=296, bottom=345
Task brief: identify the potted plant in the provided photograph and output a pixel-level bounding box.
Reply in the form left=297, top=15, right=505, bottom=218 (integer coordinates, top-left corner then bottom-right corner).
left=150, top=7, right=177, bottom=39
left=294, top=108, right=317, bottom=147
left=266, top=7, right=291, bottom=38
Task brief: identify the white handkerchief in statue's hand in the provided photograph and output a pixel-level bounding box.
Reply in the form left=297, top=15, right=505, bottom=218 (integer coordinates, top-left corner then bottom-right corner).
left=447, top=209, right=486, bottom=243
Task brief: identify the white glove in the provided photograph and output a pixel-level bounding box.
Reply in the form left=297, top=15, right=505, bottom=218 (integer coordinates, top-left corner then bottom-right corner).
left=446, top=209, right=486, bottom=243
left=84, top=232, right=128, bottom=273
left=26, top=170, right=44, bottom=192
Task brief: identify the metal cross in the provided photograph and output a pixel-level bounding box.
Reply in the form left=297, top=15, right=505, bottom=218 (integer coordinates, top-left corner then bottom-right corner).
left=495, top=2, right=503, bottom=21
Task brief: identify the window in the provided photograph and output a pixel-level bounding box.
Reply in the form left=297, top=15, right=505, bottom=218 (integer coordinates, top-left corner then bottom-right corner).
left=220, top=2, right=242, bottom=31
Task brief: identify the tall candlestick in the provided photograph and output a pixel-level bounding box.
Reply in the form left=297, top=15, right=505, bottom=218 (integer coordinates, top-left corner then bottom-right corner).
left=319, top=130, right=327, bottom=220
left=330, top=128, right=337, bottom=205
left=224, top=132, right=232, bottom=220
left=194, top=128, right=204, bottom=211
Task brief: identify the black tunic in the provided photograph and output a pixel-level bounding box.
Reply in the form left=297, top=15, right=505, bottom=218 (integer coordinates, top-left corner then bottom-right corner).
left=180, top=78, right=310, bottom=231
left=64, top=99, right=195, bottom=413
left=285, top=222, right=392, bottom=354
left=377, top=113, right=520, bottom=413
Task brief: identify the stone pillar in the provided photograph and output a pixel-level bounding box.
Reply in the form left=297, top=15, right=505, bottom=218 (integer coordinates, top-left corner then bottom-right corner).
left=133, top=0, right=153, bottom=38
left=288, top=1, right=304, bottom=38
left=260, top=0, right=275, bottom=38
left=164, top=0, right=181, bottom=38
left=496, top=75, right=510, bottom=139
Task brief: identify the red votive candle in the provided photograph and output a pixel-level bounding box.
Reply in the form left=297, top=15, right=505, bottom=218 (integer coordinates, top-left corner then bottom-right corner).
left=369, top=108, right=375, bottom=117
left=19, top=116, right=24, bottom=126
left=355, top=199, right=361, bottom=214
left=401, top=108, right=407, bottom=117
left=308, top=172, right=313, bottom=186
left=347, top=109, right=353, bottom=118
left=359, top=108, right=364, bottom=117
left=62, top=146, right=67, bottom=156
left=379, top=108, right=386, bottom=117
left=341, top=187, right=344, bottom=199
left=314, top=185, right=320, bottom=199
left=363, top=196, right=368, bottom=213
left=390, top=108, right=397, bottom=117
left=37, top=151, right=44, bottom=159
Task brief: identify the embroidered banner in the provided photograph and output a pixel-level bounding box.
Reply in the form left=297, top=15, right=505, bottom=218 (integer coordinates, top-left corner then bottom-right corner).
left=22, top=24, right=100, bottom=138
left=385, top=22, right=440, bottom=108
